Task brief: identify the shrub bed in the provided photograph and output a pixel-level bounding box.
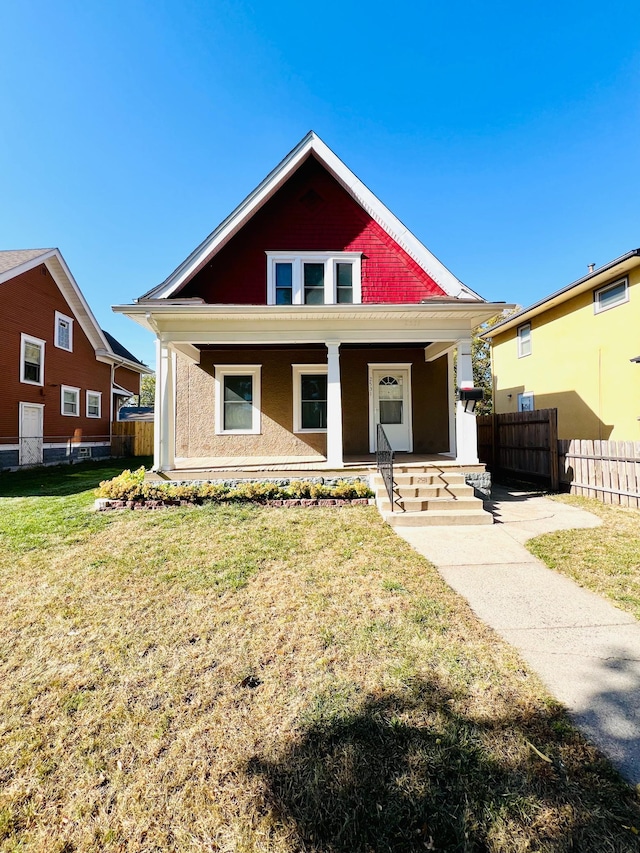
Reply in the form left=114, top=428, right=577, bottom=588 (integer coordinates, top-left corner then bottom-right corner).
left=95, top=467, right=373, bottom=509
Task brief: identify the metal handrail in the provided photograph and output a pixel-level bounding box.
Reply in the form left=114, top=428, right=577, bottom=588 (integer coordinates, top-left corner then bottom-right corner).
left=376, top=424, right=395, bottom=512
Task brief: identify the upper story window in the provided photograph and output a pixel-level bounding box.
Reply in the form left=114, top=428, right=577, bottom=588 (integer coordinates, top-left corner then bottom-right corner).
left=55, top=311, right=74, bottom=351
left=20, top=334, right=45, bottom=386
left=517, top=323, right=532, bottom=358
left=266, top=252, right=362, bottom=306
left=594, top=277, right=628, bottom=314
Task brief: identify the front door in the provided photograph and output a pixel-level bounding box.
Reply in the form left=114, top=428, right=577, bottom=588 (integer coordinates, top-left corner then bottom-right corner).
left=370, top=367, right=412, bottom=452
left=19, top=403, right=44, bottom=466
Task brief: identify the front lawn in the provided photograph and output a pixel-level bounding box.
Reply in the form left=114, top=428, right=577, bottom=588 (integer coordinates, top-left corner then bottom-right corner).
left=528, top=495, right=640, bottom=622
left=0, top=463, right=638, bottom=851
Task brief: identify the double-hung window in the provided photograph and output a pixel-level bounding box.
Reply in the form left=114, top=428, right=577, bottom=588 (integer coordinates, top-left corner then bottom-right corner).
left=292, top=365, right=328, bottom=432
left=267, top=253, right=362, bottom=305
left=55, top=311, right=74, bottom=351
left=215, top=365, right=261, bottom=434
left=594, top=277, right=628, bottom=314
left=517, top=323, right=532, bottom=358
left=20, top=334, right=45, bottom=385
left=61, top=385, right=80, bottom=416
left=86, top=391, right=101, bottom=418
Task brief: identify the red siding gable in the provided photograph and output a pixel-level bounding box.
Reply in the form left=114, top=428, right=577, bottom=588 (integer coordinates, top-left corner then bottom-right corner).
left=178, top=154, right=446, bottom=304
left=0, top=264, right=112, bottom=441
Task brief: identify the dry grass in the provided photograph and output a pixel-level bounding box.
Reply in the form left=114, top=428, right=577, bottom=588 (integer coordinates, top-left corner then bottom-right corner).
left=0, top=463, right=639, bottom=851
left=528, top=495, right=640, bottom=621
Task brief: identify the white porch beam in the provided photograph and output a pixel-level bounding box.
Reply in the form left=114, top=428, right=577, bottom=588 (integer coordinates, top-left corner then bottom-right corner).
left=172, top=343, right=201, bottom=364
left=424, top=340, right=456, bottom=362
left=326, top=341, right=343, bottom=468
left=157, top=327, right=473, bottom=346
left=454, top=338, right=479, bottom=464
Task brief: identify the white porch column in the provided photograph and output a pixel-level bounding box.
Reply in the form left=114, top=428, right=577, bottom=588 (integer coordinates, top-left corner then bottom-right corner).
left=325, top=341, right=343, bottom=468
left=447, top=349, right=456, bottom=456
left=155, top=340, right=176, bottom=472
left=455, top=338, right=479, bottom=464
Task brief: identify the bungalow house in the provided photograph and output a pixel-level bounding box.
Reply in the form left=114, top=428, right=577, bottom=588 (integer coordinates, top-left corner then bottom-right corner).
left=114, top=133, right=509, bottom=480
left=483, top=249, right=640, bottom=440
left=0, top=248, right=151, bottom=468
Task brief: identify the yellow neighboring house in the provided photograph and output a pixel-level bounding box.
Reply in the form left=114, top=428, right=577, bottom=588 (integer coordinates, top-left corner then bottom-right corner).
left=483, top=249, right=640, bottom=440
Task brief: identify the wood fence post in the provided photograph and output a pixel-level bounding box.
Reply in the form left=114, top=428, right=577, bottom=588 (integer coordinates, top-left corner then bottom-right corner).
left=548, top=409, right=559, bottom=491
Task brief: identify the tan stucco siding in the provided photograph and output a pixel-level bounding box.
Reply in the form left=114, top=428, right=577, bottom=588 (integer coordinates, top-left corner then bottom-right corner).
left=491, top=267, right=640, bottom=440
left=176, top=346, right=451, bottom=459
left=176, top=348, right=327, bottom=458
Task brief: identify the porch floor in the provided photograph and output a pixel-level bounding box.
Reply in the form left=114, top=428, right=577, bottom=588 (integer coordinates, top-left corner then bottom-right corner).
left=149, top=453, right=486, bottom=482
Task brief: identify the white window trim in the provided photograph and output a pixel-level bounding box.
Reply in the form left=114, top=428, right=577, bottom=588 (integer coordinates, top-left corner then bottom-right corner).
left=61, top=384, right=80, bottom=417
left=214, top=365, right=262, bottom=435
left=266, top=252, right=362, bottom=305
left=20, top=333, right=46, bottom=386
left=292, top=364, right=328, bottom=433
left=518, top=392, right=535, bottom=412
left=594, top=277, right=629, bottom=314
left=54, top=311, right=74, bottom=351
left=86, top=390, right=102, bottom=418
left=517, top=323, right=532, bottom=358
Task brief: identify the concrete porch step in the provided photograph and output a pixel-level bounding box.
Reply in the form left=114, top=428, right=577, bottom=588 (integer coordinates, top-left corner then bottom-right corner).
left=382, top=508, right=494, bottom=526
left=373, top=465, right=493, bottom=527
left=375, top=484, right=474, bottom=500
left=378, top=495, right=484, bottom=513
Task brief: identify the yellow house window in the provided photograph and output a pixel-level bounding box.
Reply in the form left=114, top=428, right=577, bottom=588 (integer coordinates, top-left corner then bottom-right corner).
left=594, top=277, right=628, bottom=314
left=517, top=323, right=531, bottom=358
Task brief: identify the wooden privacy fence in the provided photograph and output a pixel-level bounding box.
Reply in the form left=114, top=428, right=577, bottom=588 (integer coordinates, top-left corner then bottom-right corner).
left=559, top=440, right=640, bottom=508
left=111, top=421, right=154, bottom=457
left=477, top=409, right=559, bottom=490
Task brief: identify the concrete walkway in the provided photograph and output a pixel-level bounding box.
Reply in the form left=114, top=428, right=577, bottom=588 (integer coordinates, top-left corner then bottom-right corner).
left=395, top=486, right=640, bottom=786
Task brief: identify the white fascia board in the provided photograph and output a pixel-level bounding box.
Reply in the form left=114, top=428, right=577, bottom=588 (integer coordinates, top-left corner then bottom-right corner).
left=141, top=131, right=482, bottom=302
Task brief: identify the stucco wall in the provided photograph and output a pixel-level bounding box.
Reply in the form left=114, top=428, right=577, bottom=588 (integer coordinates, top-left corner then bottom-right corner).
left=491, top=266, right=640, bottom=440
left=176, top=348, right=327, bottom=458
left=176, top=346, right=450, bottom=459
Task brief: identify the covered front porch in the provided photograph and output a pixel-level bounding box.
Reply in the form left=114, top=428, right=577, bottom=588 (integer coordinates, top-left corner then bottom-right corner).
left=114, top=301, right=505, bottom=475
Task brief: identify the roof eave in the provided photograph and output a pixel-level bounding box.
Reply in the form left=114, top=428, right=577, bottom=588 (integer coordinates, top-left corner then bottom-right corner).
left=482, top=249, right=640, bottom=339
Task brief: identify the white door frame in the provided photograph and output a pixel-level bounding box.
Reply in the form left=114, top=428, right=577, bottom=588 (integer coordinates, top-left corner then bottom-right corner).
left=19, top=402, right=44, bottom=466
left=368, top=363, right=413, bottom=453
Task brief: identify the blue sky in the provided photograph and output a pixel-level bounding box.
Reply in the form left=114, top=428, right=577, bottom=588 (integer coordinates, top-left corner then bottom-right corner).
left=2, top=0, right=639, bottom=369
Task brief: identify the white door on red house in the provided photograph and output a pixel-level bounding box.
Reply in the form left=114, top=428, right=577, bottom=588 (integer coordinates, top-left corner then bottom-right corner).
left=20, top=403, right=44, bottom=466
left=370, top=368, right=412, bottom=452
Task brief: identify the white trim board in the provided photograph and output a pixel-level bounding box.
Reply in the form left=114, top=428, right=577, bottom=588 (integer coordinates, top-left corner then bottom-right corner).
left=141, top=132, right=481, bottom=302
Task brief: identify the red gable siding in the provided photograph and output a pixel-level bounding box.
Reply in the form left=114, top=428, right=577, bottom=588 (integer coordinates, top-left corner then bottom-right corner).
left=178, top=154, right=446, bottom=304
left=0, top=264, right=112, bottom=442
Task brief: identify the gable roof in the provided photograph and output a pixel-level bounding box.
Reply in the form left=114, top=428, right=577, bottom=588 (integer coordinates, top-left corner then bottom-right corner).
left=0, top=248, right=150, bottom=373
left=102, top=330, right=148, bottom=368
left=482, top=248, right=640, bottom=339
left=140, top=132, right=482, bottom=302
left=0, top=249, right=53, bottom=276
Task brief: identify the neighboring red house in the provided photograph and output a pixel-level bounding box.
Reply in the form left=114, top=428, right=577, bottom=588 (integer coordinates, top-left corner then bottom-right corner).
left=115, top=133, right=509, bottom=473
left=0, top=248, right=151, bottom=469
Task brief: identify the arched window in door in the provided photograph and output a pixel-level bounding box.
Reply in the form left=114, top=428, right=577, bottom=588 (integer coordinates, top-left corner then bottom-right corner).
left=378, top=375, right=403, bottom=424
